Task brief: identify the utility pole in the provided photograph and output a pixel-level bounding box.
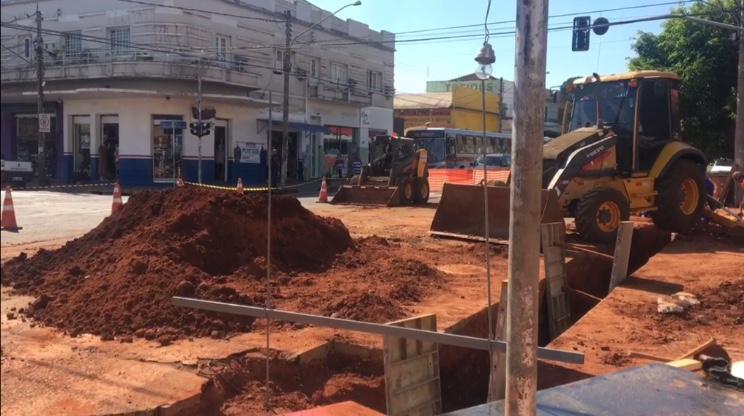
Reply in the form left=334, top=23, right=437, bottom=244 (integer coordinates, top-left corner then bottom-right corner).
left=281, top=10, right=292, bottom=188
left=506, top=0, right=548, bottom=414
left=35, top=9, right=47, bottom=186
left=736, top=0, right=743, bottom=207
left=197, top=57, right=203, bottom=184
left=498, top=77, right=504, bottom=133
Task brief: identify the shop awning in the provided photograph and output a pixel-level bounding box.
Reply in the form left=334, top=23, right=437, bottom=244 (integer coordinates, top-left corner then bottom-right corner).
left=257, top=119, right=331, bottom=134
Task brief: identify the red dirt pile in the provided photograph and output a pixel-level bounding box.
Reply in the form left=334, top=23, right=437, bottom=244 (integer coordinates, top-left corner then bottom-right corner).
left=0, top=187, right=353, bottom=341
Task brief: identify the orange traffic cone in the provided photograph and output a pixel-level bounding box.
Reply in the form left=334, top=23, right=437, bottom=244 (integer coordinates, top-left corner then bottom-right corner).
left=111, top=182, right=123, bottom=214
left=1, top=186, right=21, bottom=231
left=176, top=169, right=184, bottom=187
left=318, top=177, right=328, bottom=203
left=237, top=178, right=244, bottom=194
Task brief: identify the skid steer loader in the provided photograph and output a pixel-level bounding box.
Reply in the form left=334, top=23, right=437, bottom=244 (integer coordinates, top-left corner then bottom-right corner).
left=331, top=135, right=430, bottom=207
left=431, top=71, right=711, bottom=243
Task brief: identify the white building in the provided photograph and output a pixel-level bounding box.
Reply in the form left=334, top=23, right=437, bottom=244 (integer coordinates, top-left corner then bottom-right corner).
left=0, top=0, right=395, bottom=185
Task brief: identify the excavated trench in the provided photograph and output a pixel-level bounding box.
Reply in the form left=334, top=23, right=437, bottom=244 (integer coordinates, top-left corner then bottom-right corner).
left=124, top=226, right=673, bottom=415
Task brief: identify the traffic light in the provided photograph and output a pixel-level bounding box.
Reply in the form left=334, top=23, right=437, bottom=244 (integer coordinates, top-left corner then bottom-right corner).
left=200, top=122, right=211, bottom=137
left=572, top=16, right=591, bottom=52
left=190, top=121, right=202, bottom=137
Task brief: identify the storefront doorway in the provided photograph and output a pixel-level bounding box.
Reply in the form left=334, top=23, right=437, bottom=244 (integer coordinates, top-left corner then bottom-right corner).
left=100, top=116, right=119, bottom=180
left=152, top=115, right=183, bottom=182
left=214, top=120, right=228, bottom=181
left=270, top=131, right=298, bottom=180
left=71, top=116, right=91, bottom=181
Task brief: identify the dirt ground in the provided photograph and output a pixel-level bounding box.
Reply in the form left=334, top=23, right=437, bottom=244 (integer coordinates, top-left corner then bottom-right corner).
left=2, top=188, right=742, bottom=415
left=546, top=232, right=744, bottom=385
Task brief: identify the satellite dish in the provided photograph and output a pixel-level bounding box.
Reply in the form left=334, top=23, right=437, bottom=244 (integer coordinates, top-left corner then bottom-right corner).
left=593, top=17, right=609, bottom=36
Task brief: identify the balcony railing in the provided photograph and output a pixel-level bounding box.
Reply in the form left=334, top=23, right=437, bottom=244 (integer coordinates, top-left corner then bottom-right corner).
left=0, top=48, right=261, bottom=88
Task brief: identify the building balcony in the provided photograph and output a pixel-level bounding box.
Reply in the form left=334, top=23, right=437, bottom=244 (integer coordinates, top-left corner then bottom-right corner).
left=0, top=49, right=261, bottom=89
left=307, top=81, right=373, bottom=106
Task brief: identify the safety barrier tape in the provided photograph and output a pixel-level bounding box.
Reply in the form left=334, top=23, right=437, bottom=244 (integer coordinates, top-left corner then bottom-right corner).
left=11, top=182, right=117, bottom=191
left=183, top=178, right=322, bottom=192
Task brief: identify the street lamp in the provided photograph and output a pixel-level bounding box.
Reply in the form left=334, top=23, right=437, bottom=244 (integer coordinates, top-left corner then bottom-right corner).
left=475, top=41, right=496, bottom=400
left=279, top=1, right=362, bottom=187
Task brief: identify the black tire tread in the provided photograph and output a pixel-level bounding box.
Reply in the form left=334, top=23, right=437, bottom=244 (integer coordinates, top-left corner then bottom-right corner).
left=650, top=159, right=705, bottom=233
left=575, top=187, right=631, bottom=243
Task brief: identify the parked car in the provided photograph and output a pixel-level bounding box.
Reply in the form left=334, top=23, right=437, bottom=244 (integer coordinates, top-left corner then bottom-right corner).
left=1, top=158, right=34, bottom=188
left=708, top=158, right=734, bottom=177
left=474, top=153, right=512, bottom=168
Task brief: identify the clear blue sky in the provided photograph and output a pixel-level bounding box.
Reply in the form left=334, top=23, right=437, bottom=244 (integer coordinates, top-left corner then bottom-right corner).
left=309, top=0, right=688, bottom=93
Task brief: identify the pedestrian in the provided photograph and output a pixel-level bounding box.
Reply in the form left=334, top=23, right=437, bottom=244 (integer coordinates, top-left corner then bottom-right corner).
left=270, top=148, right=280, bottom=185
left=334, top=156, right=344, bottom=178
left=352, top=157, right=363, bottom=176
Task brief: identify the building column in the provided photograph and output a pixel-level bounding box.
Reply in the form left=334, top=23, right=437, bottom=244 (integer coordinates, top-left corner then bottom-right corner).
left=89, top=113, right=100, bottom=181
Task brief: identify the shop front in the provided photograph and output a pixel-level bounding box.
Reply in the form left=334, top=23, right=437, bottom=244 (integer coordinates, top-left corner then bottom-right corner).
left=1, top=102, right=65, bottom=182
left=306, top=101, right=360, bottom=179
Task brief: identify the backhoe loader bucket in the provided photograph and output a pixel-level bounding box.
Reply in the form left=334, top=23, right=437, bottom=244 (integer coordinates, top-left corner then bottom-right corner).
left=330, top=185, right=402, bottom=207
left=429, top=183, right=564, bottom=242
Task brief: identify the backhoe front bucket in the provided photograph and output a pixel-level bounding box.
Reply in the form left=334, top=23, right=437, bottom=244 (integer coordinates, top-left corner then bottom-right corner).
left=429, top=183, right=564, bottom=242
left=330, top=185, right=401, bottom=207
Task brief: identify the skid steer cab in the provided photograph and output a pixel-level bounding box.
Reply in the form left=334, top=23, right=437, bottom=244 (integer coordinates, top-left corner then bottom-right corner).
left=331, top=135, right=430, bottom=207
left=431, top=70, right=709, bottom=243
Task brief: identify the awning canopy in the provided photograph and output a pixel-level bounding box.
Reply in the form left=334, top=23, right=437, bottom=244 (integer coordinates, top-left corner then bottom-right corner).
left=257, top=119, right=331, bottom=134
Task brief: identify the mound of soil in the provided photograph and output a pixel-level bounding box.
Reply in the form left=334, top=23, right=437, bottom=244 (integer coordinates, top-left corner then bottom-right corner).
left=1, top=187, right=353, bottom=340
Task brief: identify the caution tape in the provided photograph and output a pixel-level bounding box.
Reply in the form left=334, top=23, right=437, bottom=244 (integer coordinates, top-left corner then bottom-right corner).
left=183, top=178, right=322, bottom=192
left=13, top=182, right=117, bottom=191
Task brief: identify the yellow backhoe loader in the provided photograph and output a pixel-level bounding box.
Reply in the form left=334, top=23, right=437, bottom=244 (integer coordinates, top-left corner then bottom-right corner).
left=431, top=71, right=719, bottom=243
left=331, top=135, right=430, bottom=207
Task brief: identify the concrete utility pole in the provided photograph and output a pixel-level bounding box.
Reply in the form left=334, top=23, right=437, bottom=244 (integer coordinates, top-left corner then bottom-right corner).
left=736, top=0, right=743, bottom=206
left=281, top=10, right=292, bottom=188
left=35, top=9, right=47, bottom=186
left=197, top=57, right=203, bottom=184
left=506, top=0, right=548, bottom=413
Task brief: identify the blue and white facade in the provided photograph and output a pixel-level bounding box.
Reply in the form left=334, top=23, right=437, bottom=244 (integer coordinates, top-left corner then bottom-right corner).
left=1, top=0, right=396, bottom=186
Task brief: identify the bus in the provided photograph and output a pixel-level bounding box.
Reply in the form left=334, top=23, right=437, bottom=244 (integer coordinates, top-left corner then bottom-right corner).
left=405, top=127, right=512, bottom=169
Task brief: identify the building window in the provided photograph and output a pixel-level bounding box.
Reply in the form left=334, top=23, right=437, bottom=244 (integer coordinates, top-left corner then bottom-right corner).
left=275, top=49, right=295, bottom=71
left=215, top=35, right=229, bottom=61
left=233, top=55, right=248, bottom=72
left=63, top=32, right=83, bottom=58
left=152, top=115, right=183, bottom=182
left=330, top=62, right=347, bottom=86
left=310, top=58, right=319, bottom=77
left=367, top=70, right=382, bottom=92
left=20, top=36, right=31, bottom=59
left=109, top=27, right=130, bottom=55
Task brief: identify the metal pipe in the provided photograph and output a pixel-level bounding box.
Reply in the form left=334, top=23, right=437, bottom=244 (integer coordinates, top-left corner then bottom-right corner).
left=507, top=0, right=549, bottom=413
left=481, top=77, right=494, bottom=375
left=171, top=297, right=584, bottom=364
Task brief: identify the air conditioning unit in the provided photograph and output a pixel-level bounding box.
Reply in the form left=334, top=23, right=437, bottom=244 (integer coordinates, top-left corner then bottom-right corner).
left=296, top=68, right=307, bottom=79
left=384, top=85, right=395, bottom=97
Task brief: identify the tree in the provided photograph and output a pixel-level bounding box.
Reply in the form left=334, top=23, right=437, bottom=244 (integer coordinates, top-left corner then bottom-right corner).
left=627, top=0, right=740, bottom=159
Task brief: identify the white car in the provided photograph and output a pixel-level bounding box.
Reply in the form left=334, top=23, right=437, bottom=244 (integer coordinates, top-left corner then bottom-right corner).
left=1, top=159, right=34, bottom=188
left=708, top=158, right=733, bottom=177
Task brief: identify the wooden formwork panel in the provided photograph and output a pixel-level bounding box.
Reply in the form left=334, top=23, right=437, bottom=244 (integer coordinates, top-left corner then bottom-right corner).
left=541, top=222, right=572, bottom=339
left=383, top=314, right=442, bottom=416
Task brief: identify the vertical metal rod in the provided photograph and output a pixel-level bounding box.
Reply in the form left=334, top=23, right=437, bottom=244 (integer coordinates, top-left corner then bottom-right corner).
left=197, top=57, right=203, bottom=184
left=506, top=0, right=549, bottom=414
left=481, top=78, right=494, bottom=368
left=172, top=127, right=176, bottom=187
left=736, top=0, right=744, bottom=207
left=35, top=9, right=47, bottom=186
left=281, top=10, right=292, bottom=188
left=265, top=91, right=273, bottom=410
left=498, top=77, right=505, bottom=133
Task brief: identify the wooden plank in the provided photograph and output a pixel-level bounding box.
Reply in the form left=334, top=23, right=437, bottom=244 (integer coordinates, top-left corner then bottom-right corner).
left=608, top=221, right=634, bottom=293
left=541, top=222, right=572, bottom=340
left=676, top=338, right=716, bottom=360
left=383, top=314, right=442, bottom=416
left=628, top=351, right=674, bottom=362
left=564, top=286, right=602, bottom=303
left=487, top=280, right=509, bottom=402
left=666, top=358, right=703, bottom=371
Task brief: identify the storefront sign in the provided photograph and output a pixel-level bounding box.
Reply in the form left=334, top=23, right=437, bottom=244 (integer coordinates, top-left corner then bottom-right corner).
left=395, top=108, right=452, bottom=130
left=426, top=80, right=500, bottom=93
left=234, top=141, right=262, bottom=164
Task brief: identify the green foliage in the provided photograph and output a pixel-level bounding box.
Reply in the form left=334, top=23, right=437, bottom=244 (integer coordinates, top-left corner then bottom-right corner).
left=628, top=0, right=739, bottom=158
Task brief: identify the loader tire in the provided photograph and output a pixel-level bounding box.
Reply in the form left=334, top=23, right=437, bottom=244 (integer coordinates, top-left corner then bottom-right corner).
left=575, top=187, right=630, bottom=244
left=413, top=179, right=430, bottom=204
left=399, top=178, right=414, bottom=206
left=650, top=159, right=705, bottom=233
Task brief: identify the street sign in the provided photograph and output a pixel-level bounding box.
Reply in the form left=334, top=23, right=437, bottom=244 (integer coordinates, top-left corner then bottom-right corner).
left=174, top=120, right=187, bottom=129
left=38, top=113, right=52, bottom=133
left=160, top=120, right=187, bottom=130
left=160, top=120, right=173, bottom=129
